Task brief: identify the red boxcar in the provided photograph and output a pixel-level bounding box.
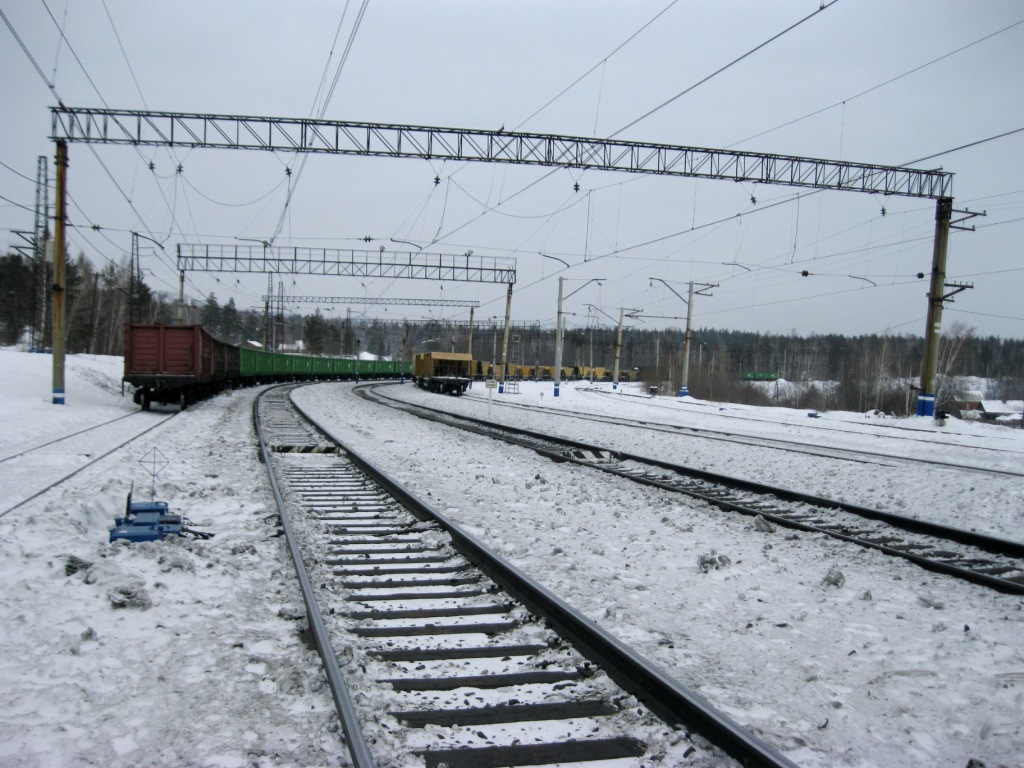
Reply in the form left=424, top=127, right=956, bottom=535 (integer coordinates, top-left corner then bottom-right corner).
left=124, top=324, right=239, bottom=409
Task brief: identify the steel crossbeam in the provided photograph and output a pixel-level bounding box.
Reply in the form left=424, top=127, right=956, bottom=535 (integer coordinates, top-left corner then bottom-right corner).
left=52, top=107, right=952, bottom=199
left=265, top=296, right=481, bottom=308
left=177, top=244, right=516, bottom=284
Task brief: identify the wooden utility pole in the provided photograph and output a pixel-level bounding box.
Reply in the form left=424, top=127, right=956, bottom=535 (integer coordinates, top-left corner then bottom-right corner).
left=916, top=198, right=952, bottom=417
left=650, top=277, right=715, bottom=397
left=915, top=197, right=979, bottom=418
left=52, top=140, right=67, bottom=405
left=680, top=281, right=696, bottom=397
left=678, top=281, right=716, bottom=396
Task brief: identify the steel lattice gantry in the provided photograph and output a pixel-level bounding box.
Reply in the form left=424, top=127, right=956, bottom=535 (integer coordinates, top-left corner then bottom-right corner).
left=48, top=106, right=959, bottom=418
left=264, top=296, right=480, bottom=308
left=177, top=244, right=516, bottom=284
left=52, top=107, right=951, bottom=198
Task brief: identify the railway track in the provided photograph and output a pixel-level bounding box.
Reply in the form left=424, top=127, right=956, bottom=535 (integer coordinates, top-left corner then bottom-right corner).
left=256, top=385, right=798, bottom=768
left=458, top=385, right=1024, bottom=477
left=575, top=388, right=1024, bottom=475
left=0, top=410, right=174, bottom=518
left=357, top=383, right=1024, bottom=596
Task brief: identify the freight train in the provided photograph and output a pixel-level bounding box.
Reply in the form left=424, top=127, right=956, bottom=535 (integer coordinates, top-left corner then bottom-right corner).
left=123, top=324, right=410, bottom=410
left=411, top=354, right=642, bottom=395
left=470, top=361, right=640, bottom=383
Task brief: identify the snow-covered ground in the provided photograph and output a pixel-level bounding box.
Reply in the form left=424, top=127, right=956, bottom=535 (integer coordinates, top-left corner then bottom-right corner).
left=1, top=347, right=1022, bottom=767
left=0, top=349, right=346, bottom=768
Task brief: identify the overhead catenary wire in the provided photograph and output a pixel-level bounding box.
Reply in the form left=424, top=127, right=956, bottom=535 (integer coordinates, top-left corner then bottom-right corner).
left=905, top=126, right=1024, bottom=166
left=609, top=0, right=841, bottom=138
left=30, top=0, right=166, bottom=250
left=0, top=6, right=62, bottom=105
left=418, top=2, right=682, bottom=251
left=728, top=17, right=1024, bottom=150
left=15, top=0, right=214, bottom=300
left=37, top=0, right=207, bottom=300
left=513, top=0, right=680, bottom=131
left=0, top=194, right=37, bottom=214
left=269, top=0, right=370, bottom=246
left=427, top=1, right=847, bottom=285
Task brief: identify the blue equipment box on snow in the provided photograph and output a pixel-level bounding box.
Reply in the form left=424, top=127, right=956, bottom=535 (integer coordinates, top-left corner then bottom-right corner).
left=109, top=500, right=183, bottom=543
left=109, top=491, right=212, bottom=543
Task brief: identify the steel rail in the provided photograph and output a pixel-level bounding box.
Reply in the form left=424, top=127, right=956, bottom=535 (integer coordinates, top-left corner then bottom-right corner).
left=0, top=413, right=175, bottom=519
left=357, top=383, right=1024, bottom=594
left=574, top=388, right=1024, bottom=477
left=290, top=389, right=799, bottom=768
left=253, top=387, right=376, bottom=768
left=0, top=410, right=143, bottom=464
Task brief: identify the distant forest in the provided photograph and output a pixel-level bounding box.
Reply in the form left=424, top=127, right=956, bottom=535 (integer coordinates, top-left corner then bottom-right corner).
left=2, top=251, right=1022, bottom=415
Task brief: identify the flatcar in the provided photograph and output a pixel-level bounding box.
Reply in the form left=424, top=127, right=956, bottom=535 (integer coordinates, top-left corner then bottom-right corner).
left=124, top=324, right=410, bottom=410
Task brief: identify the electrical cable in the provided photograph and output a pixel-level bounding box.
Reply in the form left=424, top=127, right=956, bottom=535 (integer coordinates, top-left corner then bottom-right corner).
left=40, top=0, right=106, bottom=106
left=0, top=6, right=62, bottom=104
left=448, top=178, right=590, bottom=220
left=609, top=0, right=841, bottom=138
left=180, top=174, right=287, bottom=207
left=270, top=0, right=369, bottom=245
left=728, top=17, right=1024, bottom=149
left=905, top=126, right=1024, bottom=166
left=947, top=308, right=1024, bottom=322
left=0, top=195, right=37, bottom=214
left=101, top=0, right=148, bottom=108
left=47, top=0, right=68, bottom=86
left=416, top=2, right=680, bottom=253
left=514, top=0, right=679, bottom=131
left=0, top=160, right=49, bottom=185
left=310, top=2, right=352, bottom=118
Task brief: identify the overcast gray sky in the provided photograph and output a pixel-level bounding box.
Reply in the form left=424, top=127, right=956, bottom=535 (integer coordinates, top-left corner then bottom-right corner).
left=3, top=1, right=1023, bottom=339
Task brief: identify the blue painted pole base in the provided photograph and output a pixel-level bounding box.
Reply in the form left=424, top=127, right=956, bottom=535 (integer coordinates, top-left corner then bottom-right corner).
left=52, top=388, right=65, bottom=405
left=916, top=393, right=936, bottom=417
left=613, top=382, right=618, bottom=390
left=554, top=383, right=560, bottom=398
left=498, top=382, right=504, bottom=394
left=678, top=385, right=688, bottom=397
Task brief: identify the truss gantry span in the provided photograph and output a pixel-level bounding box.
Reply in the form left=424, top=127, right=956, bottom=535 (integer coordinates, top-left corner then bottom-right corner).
left=177, top=244, right=516, bottom=285
left=52, top=107, right=952, bottom=200
left=265, top=296, right=481, bottom=308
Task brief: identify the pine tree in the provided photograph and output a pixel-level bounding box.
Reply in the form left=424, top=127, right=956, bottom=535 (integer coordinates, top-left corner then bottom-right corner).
left=200, top=294, right=222, bottom=338
left=221, top=297, right=242, bottom=343
left=303, top=309, right=330, bottom=355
